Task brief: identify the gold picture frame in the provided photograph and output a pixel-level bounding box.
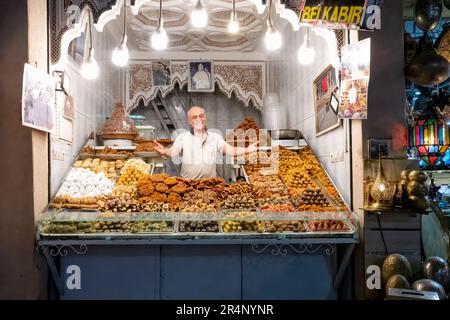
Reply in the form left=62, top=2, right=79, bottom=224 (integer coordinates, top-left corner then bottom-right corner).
left=313, top=64, right=341, bottom=137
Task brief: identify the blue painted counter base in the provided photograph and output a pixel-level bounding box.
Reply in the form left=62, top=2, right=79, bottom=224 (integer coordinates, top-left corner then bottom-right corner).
left=38, top=238, right=357, bottom=300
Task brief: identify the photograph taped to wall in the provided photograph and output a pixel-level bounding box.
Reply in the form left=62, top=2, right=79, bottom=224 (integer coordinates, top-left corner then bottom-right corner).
left=313, top=64, right=340, bottom=136
left=338, top=77, right=369, bottom=119
left=22, top=63, right=56, bottom=133
left=188, top=60, right=215, bottom=92
left=152, top=60, right=171, bottom=87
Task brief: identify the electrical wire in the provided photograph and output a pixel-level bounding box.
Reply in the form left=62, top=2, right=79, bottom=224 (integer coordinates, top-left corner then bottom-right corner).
left=376, top=213, right=389, bottom=256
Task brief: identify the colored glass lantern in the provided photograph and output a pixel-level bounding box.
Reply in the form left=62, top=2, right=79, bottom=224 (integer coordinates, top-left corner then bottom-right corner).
left=407, top=109, right=450, bottom=168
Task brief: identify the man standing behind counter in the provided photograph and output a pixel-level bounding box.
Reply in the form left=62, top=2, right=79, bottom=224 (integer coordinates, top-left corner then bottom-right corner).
left=153, top=106, right=258, bottom=179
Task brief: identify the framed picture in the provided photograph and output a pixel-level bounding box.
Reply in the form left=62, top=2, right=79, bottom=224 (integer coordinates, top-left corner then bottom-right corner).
left=313, top=65, right=340, bottom=136
left=188, top=60, right=215, bottom=92
left=22, top=63, right=56, bottom=133
left=330, top=92, right=339, bottom=115
left=63, top=95, right=75, bottom=120
left=152, top=60, right=172, bottom=87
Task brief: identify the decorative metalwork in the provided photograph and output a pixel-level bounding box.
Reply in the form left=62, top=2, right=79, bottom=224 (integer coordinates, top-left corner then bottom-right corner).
left=334, top=29, right=345, bottom=59
left=39, top=244, right=88, bottom=257
left=49, top=0, right=118, bottom=65
left=251, top=243, right=334, bottom=256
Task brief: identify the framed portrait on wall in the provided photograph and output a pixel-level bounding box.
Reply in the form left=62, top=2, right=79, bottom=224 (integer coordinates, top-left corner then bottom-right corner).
left=63, top=95, right=75, bottom=120
left=152, top=60, right=171, bottom=87
left=188, top=60, right=215, bottom=92
left=313, top=64, right=340, bottom=136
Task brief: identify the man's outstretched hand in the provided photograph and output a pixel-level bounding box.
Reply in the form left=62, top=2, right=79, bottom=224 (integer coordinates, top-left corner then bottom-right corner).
left=246, top=141, right=259, bottom=154
left=153, top=141, right=166, bottom=156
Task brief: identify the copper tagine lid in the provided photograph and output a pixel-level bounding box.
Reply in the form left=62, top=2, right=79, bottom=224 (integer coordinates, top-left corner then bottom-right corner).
left=99, top=103, right=137, bottom=140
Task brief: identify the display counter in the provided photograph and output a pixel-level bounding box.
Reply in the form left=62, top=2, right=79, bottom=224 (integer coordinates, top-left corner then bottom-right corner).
left=36, top=209, right=358, bottom=299
left=36, top=128, right=359, bottom=299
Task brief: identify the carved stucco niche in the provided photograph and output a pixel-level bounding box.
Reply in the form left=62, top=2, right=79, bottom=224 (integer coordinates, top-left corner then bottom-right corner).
left=126, top=61, right=266, bottom=112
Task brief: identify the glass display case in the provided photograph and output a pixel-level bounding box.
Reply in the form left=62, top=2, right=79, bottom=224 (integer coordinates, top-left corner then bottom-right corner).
left=36, top=209, right=358, bottom=239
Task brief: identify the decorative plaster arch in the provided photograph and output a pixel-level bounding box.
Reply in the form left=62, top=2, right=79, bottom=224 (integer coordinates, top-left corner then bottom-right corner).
left=126, top=61, right=265, bottom=112
left=52, top=1, right=123, bottom=71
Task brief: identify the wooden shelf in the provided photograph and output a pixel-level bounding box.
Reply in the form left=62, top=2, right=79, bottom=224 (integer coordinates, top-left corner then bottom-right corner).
left=361, top=207, right=430, bottom=215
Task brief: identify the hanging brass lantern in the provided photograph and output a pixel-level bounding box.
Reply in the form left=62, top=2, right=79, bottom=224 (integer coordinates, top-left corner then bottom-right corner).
left=414, top=0, right=443, bottom=32
left=370, top=156, right=396, bottom=211
left=436, top=23, right=450, bottom=63
left=405, top=35, right=450, bottom=87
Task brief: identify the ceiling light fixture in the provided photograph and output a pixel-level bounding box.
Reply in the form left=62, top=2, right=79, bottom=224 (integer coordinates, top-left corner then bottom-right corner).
left=81, top=8, right=99, bottom=80
left=191, top=0, right=208, bottom=28
left=297, top=27, right=315, bottom=65
left=151, top=0, right=168, bottom=50
left=112, top=0, right=129, bottom=66
left=264, top=0, right=281, bottom=51
left=228, top=0, right=239, bottom=34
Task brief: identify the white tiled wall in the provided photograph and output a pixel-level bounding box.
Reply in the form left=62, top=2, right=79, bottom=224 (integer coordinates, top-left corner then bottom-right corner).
left=50, top=24, right=125, bottom=196
left=268, top=26, right=351, bottom=205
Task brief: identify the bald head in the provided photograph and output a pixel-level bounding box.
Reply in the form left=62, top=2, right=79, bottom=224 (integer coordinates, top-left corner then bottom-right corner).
left=188, top=106, right=206, bottom=118
left=187, top=106, right=207, bottom=132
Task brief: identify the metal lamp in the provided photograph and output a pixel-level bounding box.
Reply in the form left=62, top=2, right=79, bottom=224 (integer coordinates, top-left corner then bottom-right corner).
left=370, top=154, right=396, bottom=210
left=407, top=107, right=449, bottom=168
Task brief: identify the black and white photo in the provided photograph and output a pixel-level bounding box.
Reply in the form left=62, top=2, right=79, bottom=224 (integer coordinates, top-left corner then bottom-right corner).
left=152, top=60, right=171, bottom=87
left=188, top=60, right=214, bottom=92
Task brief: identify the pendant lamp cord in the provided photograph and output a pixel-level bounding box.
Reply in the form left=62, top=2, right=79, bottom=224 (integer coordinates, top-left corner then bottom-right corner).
left=87, top=7, right=93, bottom=51
left=159, top=0, right=162, bottom=26
left=268, top=0, right=273, bottom=27
left=232, top=0, right=236, bottom=20
left=123, top=0, right=127, bottom=36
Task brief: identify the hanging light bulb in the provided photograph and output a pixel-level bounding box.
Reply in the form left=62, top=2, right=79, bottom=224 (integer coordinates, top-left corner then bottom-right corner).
left=228, top=0, right=239, bottom=34
left=152, top=0, right=168, bottom=50
left=264, top=0, right=281, bottom=51
left=81, top=10, right=99, bottom=80
left=265, top=24, right=282, bottom=51
left=191, top=0, right=208, bottom=28
left=112, top=0, right=129, bottom=66
left=112, top=36, right=129, bottom=66
left=82, top=48, right=99, bottom=80
left=152, top=24, right=168, bottom=50
left=297, top=28, right=315, bottom=65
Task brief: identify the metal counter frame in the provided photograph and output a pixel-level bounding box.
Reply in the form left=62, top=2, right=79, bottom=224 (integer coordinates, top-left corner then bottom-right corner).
left=37, top=232, right=358, bottom=300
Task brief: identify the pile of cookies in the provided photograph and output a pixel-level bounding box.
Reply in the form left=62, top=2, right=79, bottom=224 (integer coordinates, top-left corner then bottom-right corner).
left=120, top=158, right=151, bottom=175
left=291, top=187, right=333, bottom=211
left=135, top=141, right=156, bottom=152
left=221, top=194, right=256, bottom=211
left=51, top=195, right=100, bottom=210
left=222, top=212, right=258, bottom=233
left=74, top=158, right=125, bottom=181
left=307, top=220, right=349, bottom=232
left=280, top=168, right=316, bottom=194
left=257, top=221, right=306, bottom=233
